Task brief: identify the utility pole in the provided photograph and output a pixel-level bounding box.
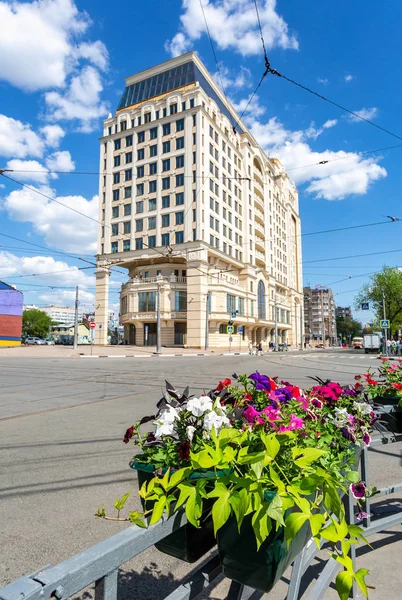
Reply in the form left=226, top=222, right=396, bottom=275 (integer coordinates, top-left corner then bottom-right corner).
left=274, top=296, right=279, bottom=352
left=73, top=286, right=79, bottom=350
left=300, top=302, right=304, bottom=351
left=205, top=291, right=211, bottom=351
left=156, top=283, right=161, bottom=354
left=294, top=301, right=298, bottom=349
left=321, top=289, right=326, bottom=347
left=382, top=291, right=388, bottom=356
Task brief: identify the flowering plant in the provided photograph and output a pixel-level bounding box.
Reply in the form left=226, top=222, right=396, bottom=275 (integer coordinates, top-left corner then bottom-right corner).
left=98, top=373, right=375, bottom=600
left=356, top=358, right=402, bottom=403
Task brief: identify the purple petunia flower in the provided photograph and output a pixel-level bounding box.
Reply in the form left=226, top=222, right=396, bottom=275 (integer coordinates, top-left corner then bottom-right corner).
left=363, top=431, right=371, bottom=446
left=311, top=398, right=323, bottom=409
left=350, top=481, right=367, bottom=499
left=356, top=511, right=369, bottom=520
left=342, top=427, right=357, bottom=443
left=249, top=372, right=272, bottom=392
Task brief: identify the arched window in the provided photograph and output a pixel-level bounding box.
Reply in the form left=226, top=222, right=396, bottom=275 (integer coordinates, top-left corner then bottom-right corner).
left=258, top=281, right=266, bottom=319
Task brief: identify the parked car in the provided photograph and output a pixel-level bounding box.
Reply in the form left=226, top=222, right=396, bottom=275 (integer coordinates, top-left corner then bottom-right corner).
left=316, top=343, right=325, bottom=348
left=25, top=337, right=45, bottom=345
left=351, top=336, right=364, bottom=349
left=44, top=338, right=55, bottom=345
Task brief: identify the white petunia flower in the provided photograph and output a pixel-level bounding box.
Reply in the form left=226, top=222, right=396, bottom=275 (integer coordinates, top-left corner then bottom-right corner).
left=154, top=406, right=179, bottom=438
left=353, top=401, right=372, bottom=415
left=186, top=425, right=196, bottom=442
left=187, top=396, right=213, bottom=417
left=203, top=410, right=230, bottom=434
left=332, top=407, right=350, bottom=427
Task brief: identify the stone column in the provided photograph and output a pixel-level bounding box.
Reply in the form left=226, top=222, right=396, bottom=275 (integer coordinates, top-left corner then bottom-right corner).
left=94, top=266, right=110, bottom=345
left=185, top=249, right=209, bottom=349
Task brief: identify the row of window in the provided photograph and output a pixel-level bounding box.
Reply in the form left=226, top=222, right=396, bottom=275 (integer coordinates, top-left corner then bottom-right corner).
left=110, top=230, right=187, bottom=253
left=135, top=290, right=187, bottom=313
left=111, top=211, right=185, bottom=236
left=110, top=98, right=195, bottom=134
left=135, top=174, right=185, bottom=195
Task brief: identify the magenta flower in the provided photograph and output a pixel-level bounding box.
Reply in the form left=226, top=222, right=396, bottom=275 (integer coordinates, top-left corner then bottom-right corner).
left=297, top=396, right=309, bottom=410
left=311, top=398, right=323, bottom=409
left=356, top=511, right=369, bottom=520
left=363, top=432, right=371, bottom=446
left=350, top=481, right=367, bottom=499
left=262, top=406, right=281, bottom=420
left=348, top=414, right=356, bottom=426
left=244, top=405, right=263, bottom=424
left=279, top=414, right=304, bottom=432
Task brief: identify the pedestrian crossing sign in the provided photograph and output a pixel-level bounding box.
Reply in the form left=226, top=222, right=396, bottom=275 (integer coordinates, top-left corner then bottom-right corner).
left=227, top=325, right=234, bottom=334
left=381, top=319, right=390, bottom=328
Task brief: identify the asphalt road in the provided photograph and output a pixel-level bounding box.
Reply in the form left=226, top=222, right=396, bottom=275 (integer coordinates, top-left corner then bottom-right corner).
left=0, top=350, right=401, bottom=599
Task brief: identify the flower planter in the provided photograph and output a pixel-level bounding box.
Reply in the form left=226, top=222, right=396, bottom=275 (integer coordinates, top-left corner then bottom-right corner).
left=217, top=491, right=312, bottom=593
left=374, top=396, right=402, bottom=433
left=132, top=461, right=216, bottom=563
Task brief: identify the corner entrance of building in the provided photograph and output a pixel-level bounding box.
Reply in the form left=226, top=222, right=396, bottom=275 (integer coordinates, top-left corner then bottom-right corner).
left=174, top=322, right=187, bottom=345
left=129, top=325, right=136, bottom=345
left=144, top=323, right=157, bottom=346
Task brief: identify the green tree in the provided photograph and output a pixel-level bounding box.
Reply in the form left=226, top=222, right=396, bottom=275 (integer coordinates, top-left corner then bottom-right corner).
left=356, top=266, right=402, bottom=336
left=336, top=317, right=362, bottom=341
left=22, top=309, right=52, bottom=338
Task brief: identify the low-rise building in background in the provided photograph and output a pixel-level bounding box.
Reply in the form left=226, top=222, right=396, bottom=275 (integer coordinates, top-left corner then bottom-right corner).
left=304, top=286, right=337, bottom=345
left=0, top=282, right=23, bottom=346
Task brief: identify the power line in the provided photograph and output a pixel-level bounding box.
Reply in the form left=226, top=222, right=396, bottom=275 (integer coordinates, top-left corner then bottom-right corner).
left=253, top=0, right=268, bottom=63
left=198, top=0, right=226, bottom=96
left=304, top=247, right=402, bottom=264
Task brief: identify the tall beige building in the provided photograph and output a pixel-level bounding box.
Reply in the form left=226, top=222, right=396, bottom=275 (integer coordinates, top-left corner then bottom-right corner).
left=95, top=52, right=303, bottom=349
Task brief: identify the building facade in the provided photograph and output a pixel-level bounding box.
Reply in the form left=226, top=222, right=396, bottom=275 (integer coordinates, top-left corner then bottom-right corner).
left=41, top=305, right=83, bottom=326
left=95, top=52, right=303, bottom=349
left=335, top=306, right=352, bottom=321
left=304, top=287, right=337, bottom=345
left=0, top=282, right=23, bottom=346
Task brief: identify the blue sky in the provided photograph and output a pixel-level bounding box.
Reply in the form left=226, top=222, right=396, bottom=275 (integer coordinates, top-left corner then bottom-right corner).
left=0, top=0, right=401, bottom=321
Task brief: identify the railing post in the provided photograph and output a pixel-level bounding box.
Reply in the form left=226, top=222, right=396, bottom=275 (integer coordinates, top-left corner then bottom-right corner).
left=95, top=569, right=118, bottom=600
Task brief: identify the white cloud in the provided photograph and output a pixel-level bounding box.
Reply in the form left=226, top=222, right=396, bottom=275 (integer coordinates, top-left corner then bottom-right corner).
left=246, top=110, right=386, bottom=200
left=348, top=107, right=378, bottom=122
left=40, top=125, right=65, bottom=148
left=1, top=185, right=99, bottom=253
left=0, top=252, right=95, bottom=288
left=5, top=159, right=49, bottom=183
left=344, top=74, right=354, bottom=82
left=317, top=77, right=329, bottom=85
left=0, top=114, right=44, bottom=158
left=46, top=151, right=75, bottom=176
left=323, top=119, right=337, bottom=129
left=213, top=64, right=252, bottom=90
left=0, top=0, right=107, bottom=91
left=38, top=288, right=95, bottom=307
left=166, top=0, right=298, bottom=58
left=232, top=93, right=266, bottom=118
left=45, top=66, right=109, bottom=132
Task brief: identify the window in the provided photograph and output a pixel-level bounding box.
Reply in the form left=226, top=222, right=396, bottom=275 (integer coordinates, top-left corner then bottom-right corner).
left=175, top=211, right=184, bottom=225
left=123, top=240, right=131, bottom=251
left=238, top=297, right=245, bottom=316
left=114, top=139, right=121, bottom=151
left=123, top=221, right=131, bottom=234
left=148, top=216, right=156, bottom=229
left=113, top=172, right=120, bottom=184
left=113, top=155, right=120, bottom=167
left=136, top=183, right=144, bottom=196
left=149, top=180, right=157, bottom=193
left=193, top=132, right=196, bottom=145
left=155, top=111, right=159, bottom=120
left=193, top=151, right=196, bottom=164
left=174, top=291, right=187, bottom=311
left=193, top=208, right=196, bottom=222
left=137, top=165, right=144, bottom=178
left=150, top=127, right=157, bottom=140
left=162, top=214, right=170, bottom=227
left=176, top=136, right=184, bottom=150
left=162, top=176, right=170, bottom=190
left=163, top=123, right=171, bottom=135
left=161, top=233, right=170, bottom=246
left=258, top=281, right=266, bottom=319
left=138, top=291, right=156, bottom=312
left=121, top=296, right=128, bottom=315
left=112, top=206, right=119, bottom=218
left=148, top=235, right=156, bottom=247
left=163, top=140, right=170, bottom=153
left=162, top=158, right=170, bottom=171
left=111, top=241, right=118, bottom=253
left=137, top=131, right=145, bottom=143
left=124, top=186, right=132, bottom=198
left=175, top=192, right=184, bottom=205
left=136, top=219, right=143, bottom=232
left=121, top=121, right=127, bottom=131
left=112, top=189, right=120, bottom=201
left=249, top=299, right=254, bottom=317
left=144, top=112, right=151, bottom=123
left=135, top=238, right=143, bottom=250
left=190, top=98, right=195, bottom=108
left=176, top=174, right=184, bottom=186
left=137, top=148, right=144, bottom=160
left=176, top=118, right=184, bottom=132
left=170, top=103, right=178, bottom=114
left=149, top=198, right=156, bottom=211
left=150, top=144, right=157, bottom=157
left=136, top=201, right=143, bottom=213
left=148, top=162, right=157, bottom=175
left=163, top=108, right=167, bottom=118
left=176, top=155, right=184, bottom=168
left=125, top=134, right=132, bottom=146
left=125, top=169, right=132, bottom=181
left=124, top=204, right=131, bottom=216
left=193, top=228, right=197, bottom=241
left=162, top=195, right=170, bottom=208
left=175, top=231, right=184, bottom=244
left=182, top=102, right=186, bottom=111
left=227, top=294, right=236, bottom=314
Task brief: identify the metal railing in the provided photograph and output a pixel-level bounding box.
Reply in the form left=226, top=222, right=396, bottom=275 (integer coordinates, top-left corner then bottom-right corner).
left=1, top=436, right=401, bottom=600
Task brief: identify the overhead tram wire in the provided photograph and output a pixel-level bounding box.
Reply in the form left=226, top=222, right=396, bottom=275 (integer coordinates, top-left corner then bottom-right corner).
left=198, top=0, right=227, bottom=97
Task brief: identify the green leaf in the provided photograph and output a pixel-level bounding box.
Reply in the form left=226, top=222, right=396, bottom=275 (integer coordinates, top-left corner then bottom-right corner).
left=324, top=486, right=342, bottom=519
left=129, top=510, right=146, bottom=528
left=185, top=486, right=203, bottom=527
left=237, top=450, right=266, bottom=465
left=160, top=468, right=170, bottom=491
left=284, top=512, right=309, bottom=546
left=229, top=489, right=249, bottom=531
left=175, top=481, right=195, bottom=510
left=167, top=467, right=192, bottom=490
left=343, top=469, right=360, bottom=483
left=348, top=524, right=371, bottom=546
left=250, top=459, right=264, bottom=479
left=191, top=448, right=216, bottom=469
left=269, top=466, right=286, bottom=493
left=298, top=476, right=323, bottom=495
left=150, top=498, right=166, bottom=525
left=208, top=480, right=229, bottom=499
left=262, top=433, right=280, bottom=459
left=266, top=494, right=285, bottom=526
left=309, top=513, right=325, bottom=537
left=335, top=570, right=354, bottom=600
left=212, top=491, right=231, bottom=535
left=320, top=523, right=340, bottom=543
left=354, top=568, right=369, bottom=598
left=335, top=554, right=354, bottom=572
left=293, top=448, right=326, bottom=469
left=114, top=491, right=131, bottom=511
left=252, top=505, right=272, bottom=550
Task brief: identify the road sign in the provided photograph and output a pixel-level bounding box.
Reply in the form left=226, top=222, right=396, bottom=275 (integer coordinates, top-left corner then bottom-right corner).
left=238, top=326, right=243, bottom=334
left=229, top=336, right=233, bottom=343
left=361, top=302, right=370, bottom=310
left=227, top=325, right=234, bottom=334
left=89, top=321, right=96, bottom=329
left=231, top=312, right=237, bottom=319
left=381, top=319, right=390, bottom=328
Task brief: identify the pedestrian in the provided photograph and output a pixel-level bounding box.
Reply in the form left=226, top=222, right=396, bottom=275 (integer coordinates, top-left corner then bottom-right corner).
left=282, top=341, right=287, bottom=352
left=398, top=339, right=402, bottom=356
left=257, top=342, right=263, bottom=356
left=386, top=339, right=392, bottom=354
left=249, top=341, right=253, bottom=355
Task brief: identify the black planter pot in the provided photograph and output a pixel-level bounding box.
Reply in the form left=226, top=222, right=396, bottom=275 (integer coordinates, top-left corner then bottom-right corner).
left=217, top=509, right=311, bottom=593
left=374, top=396, right=402, bottom=433
left=132, top=462, right=216, bottom=563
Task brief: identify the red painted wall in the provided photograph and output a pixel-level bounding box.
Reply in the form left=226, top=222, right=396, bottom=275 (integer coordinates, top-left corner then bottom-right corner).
left=0, top=314, right=22, bottom=338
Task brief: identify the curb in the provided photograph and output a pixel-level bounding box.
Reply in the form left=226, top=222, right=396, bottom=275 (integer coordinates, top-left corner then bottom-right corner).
left=79, top=352, right=251, bottom=359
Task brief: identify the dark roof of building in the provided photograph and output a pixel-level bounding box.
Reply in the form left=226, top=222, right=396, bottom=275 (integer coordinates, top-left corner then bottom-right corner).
left=0, top=281, right=22, bottom=293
